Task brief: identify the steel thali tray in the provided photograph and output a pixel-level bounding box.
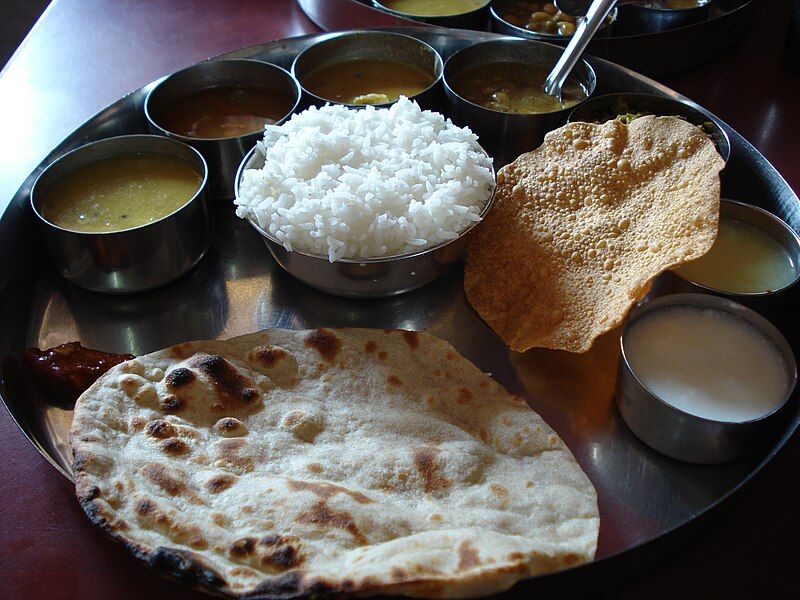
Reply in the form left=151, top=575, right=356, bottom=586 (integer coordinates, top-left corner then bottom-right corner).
left=1, top=27, right=799, bottom=597
left=297, top=0, right=756, bottom=77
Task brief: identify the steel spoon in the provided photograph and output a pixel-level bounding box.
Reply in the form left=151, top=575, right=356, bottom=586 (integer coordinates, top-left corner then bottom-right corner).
left=543, top=0, right=618, bottom=102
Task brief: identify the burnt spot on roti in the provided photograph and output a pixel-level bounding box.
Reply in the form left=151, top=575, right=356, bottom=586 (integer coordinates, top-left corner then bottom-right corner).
left=165, top=367, right=195, bottom=388
left=252, top=345, right=287, bottom=367
left=160, top=438, right=190, bottom=456
left=296, top=501, right=367, bottom=545
left=412, top=446, right=451, bottom=494
left=193, top=354, right=262, bottom=413
left=133, top=497, right=157, bottom=515
left=213, top=438, right=254, bottom=473
left=141, top=463, right=185, bottom=496
left=391, top=567, right=408, bottom=581
left=402, top=330, right=419, bottom=350
left=260, top=535, right=304, bottom=570
left=229, top=537, right=257, bottom=558
left=146, top=419, right=175, bottom=439
left=286, top=479, right=373, bottom=504
left=160, top=394, right=184, bottom=414
left=457, top=388, right=472, bottom=404
left=205, top=474, right=237, bottom=493
left=387, top=374, right=402, bottom=386
left=147, top=547, right=226, bottom=592
left=364, top=341, right=377, bottom=354
left=378, top=351, right=388, bottom=363
left=304, top=329, right=341, bottom=363
left=306, top=462, right=323, bottom=474
left=457, top=540, right=481, bottom=570
left=479, top=428, right=489, bottom=443
left=249, top=571, right=303, bottom=597
left=213, top=417, right=248, bottom=437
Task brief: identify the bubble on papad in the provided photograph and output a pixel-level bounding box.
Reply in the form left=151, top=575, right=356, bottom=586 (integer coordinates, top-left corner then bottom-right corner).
left=71, top=328, right=598, bottom=598
left=465, top=116, right=724, bottom=353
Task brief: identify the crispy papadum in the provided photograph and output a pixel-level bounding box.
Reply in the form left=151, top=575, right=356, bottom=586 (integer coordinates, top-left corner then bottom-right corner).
left=466, top=116, right=724, bottom=353
left=71, top=328, right=598, bottom=598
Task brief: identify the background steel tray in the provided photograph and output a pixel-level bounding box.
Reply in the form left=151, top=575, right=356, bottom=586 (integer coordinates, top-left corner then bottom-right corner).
left=297, top=0, right=756, bottom=77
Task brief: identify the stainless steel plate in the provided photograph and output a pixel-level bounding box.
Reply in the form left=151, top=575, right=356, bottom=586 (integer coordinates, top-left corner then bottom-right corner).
left=1, top=27, right=798, bottom=595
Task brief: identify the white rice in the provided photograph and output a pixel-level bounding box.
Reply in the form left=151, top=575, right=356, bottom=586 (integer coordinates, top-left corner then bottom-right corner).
left=234, top=97, right=494, bottom=262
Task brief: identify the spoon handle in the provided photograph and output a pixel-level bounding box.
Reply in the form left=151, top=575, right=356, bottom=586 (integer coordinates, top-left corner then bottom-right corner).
left=544, top=0, right=617, bottom=101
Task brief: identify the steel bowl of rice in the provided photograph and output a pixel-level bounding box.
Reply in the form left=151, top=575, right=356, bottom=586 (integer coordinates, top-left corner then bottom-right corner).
left=234, top=97, right=496, bottom=298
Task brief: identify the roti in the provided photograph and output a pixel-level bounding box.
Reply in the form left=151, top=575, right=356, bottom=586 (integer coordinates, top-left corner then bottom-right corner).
left=71, top=328, right=598, bottom=598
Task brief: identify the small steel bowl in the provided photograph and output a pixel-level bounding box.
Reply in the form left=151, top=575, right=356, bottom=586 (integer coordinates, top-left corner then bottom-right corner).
left=616, top=0, right=712, bottom=34
left=617, top=293, right=797, bottom=464
left=649, top=199, right=800, bottom=321
left=443, top=38, right=596, bottom=166
left=292, top=30, right=443, bottom=111
left=490, top=1, right=617, bottom=43
left=567, top=92, right=730, bottom=162
left=234, top=146, right=495, bottom=298
left=30, top=135, right=211, bottom=294
left=372, top=0, right=492, bottom=29
left=144, top=59, right=300, bottom=199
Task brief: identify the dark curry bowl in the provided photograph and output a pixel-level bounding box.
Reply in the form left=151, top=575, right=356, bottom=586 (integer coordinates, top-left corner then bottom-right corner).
left=291, top=30, right=443, bottom=112
left=490, top=0, right=617, bottom=43
left=372, top=0, right=492, bottom=30
left=444, top=38, right=596, bottom=167
left=144, top=59, right=301, bottom=200
left=567, top=92, right=730, bottom=163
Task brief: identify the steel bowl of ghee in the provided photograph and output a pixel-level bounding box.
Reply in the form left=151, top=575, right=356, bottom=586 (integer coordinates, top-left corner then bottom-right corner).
left=30, top=134, right=211, bottom=294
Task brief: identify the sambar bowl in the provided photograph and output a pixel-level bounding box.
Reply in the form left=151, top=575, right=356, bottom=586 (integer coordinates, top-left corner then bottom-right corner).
left=291, top=30, right=443, bottom=111
left=568, top=91, right=730, bottom=162
left=372, top=0, right=492, bottom=29
left=234, top=146, right=495, bottom=298
left=443, top=38, right=596, bottom=167
left=617, top=0, right=712, bottom=34
left=144, top=59, right=300, bottom=199
left=490, top=0, right=617, bottom=43
left=617, top=293, right=797, bottom=464
left=30, top=135, right=211, bottom=294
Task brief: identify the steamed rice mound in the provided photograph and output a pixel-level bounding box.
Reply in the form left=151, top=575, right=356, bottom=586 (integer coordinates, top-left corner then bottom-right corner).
left=235, top=98, right=494, bottom=262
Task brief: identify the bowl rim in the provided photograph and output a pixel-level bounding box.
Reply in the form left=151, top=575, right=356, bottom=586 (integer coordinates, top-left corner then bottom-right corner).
left=290, top=29, right=444, bottom=110
left=442, top=37, right=597, bottom=117
left=620, top=292, right=798, bottom=428
left=489, top=1, right=618, bottom=41
left=672, top=198, right=800, bottom=296
left=623, top=0, right=712, bottom=13
left=234, top=142, right=496, bottom=264
left=30, top=134, right=209, bottom=236
left=372, top=0, right=493, bottom=19
left=143, top=58, right=302, bottom=143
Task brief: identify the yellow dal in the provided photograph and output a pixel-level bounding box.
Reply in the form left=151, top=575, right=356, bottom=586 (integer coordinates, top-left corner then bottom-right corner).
left=675, top=217, right=797, bottom=293
left=42, top=154, right=202, bottom=233
left=303, top=59, right=434, bottom=105
left=380, top=0, right=486, bottom=16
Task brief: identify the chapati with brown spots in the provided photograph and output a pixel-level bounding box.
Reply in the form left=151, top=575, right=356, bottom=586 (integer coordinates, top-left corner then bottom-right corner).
left=71, top=328, right=598, bottom=598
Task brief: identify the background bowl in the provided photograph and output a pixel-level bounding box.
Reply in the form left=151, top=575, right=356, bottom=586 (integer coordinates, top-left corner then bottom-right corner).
left=617, top=293, right=797, bottom=464
left=291, top=30, right=443, bottom=110
left=372, top=0, right=492, bottom=29
left=617, top=0, right=712, bottom=34
left=30, top=135, right=211, bottom=294
left=490, top=1, right=617, bottom=42
left=145, top=59, right=300, bottom=199
left=443, top=38, right=596, bottom=167
left=568, top=91, right=731, bottom=162
left=234, top=146, right=495, bottom=298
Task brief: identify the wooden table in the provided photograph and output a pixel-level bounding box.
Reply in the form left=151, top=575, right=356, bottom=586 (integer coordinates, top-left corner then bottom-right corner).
left=1, top=0, right=798, bottom=598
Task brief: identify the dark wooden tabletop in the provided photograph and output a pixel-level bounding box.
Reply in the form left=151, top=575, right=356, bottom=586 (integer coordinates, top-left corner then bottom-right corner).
left=1, top=0, right=798, bottom=598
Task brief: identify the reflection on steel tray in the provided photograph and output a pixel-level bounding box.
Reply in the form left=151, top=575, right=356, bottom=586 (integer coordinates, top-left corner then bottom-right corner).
left=0, top=27, right=798, bottom=597
left=296, top=0, right=756, bottom=77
